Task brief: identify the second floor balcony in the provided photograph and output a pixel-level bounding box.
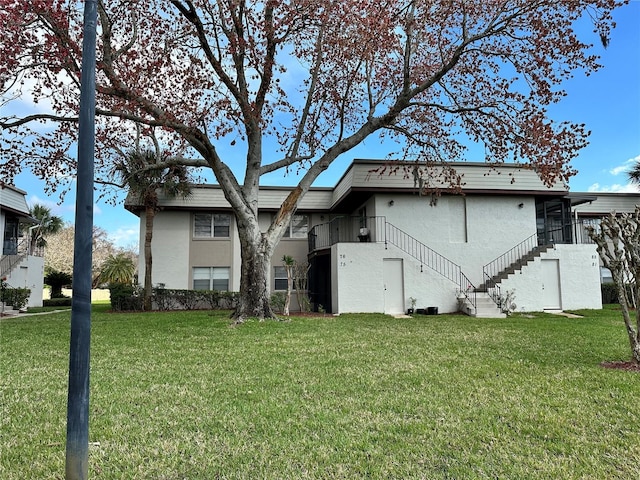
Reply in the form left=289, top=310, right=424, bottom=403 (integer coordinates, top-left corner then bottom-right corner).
left=308, top=216, right=386, bottom=252
left=308, top=215, right=595, bottom=254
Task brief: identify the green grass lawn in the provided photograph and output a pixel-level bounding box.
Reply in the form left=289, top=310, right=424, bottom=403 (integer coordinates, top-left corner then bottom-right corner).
left=1, top=305, right=638, bottom=479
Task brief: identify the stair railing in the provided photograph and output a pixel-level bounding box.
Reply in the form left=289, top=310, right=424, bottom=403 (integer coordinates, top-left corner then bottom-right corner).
left=384, top=222, right=477, bottom=310
left=1, top=237, right=31, bottom=278
left=482, top=232, right=540, bottom=288
left=483, top=271, right=502, bottom=309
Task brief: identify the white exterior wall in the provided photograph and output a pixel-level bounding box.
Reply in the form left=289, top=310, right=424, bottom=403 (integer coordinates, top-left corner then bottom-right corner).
left=1, top=186, right=45, bottom=308
left=374, top=194, right=536, bottom=285
left=139, top=211, right=191, bottom=289
left=499, top=244, right=601, bottom=312
left=3, top=256, right=45, bottom=308
left=332, top=243, right=460, bottom=314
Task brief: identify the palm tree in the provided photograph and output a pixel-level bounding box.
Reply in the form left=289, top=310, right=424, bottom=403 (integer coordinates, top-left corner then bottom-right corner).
left=98, top=253, right=136, bottom=285
left=629, top=159, right=640, bottom=188
left=114, top=148, right=192, bottom=310
left=27, top=204, right=64, bottom=254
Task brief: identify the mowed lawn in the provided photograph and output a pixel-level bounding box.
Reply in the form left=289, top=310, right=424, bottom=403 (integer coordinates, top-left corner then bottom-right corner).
left=1, top=305, right=638, bottom=479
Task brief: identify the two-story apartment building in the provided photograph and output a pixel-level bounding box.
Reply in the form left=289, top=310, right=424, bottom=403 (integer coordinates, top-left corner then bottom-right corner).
left=1, top=183, right=45, bottom=309
left=125, top=160, right=639, bottom=317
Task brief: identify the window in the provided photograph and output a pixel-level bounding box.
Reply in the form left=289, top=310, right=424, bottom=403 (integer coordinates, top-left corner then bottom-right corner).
left=194, top=213, right=231, bottom=238
left=193, top=267, right=230, bottom=291
left=600, top=267, right=613, bottom=284
left=283, top=214, right=308, bottom=238
left=274, top=266, right=288, bottom=291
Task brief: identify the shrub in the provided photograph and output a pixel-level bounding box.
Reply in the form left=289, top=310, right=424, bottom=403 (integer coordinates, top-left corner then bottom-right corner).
left=601, top=283, right=618, bottom=304
left=601, top=282, right=637, bottom=305
left=43, top=297, right=73, bottom=307
left=152, top=285, right=179, bottom=311
left=106, top=285, right=239, bottom=312
left=153, top=288, right=238, bottom=311
left=270, top=292, right=286, bottom=314
left=109, top=283, right=143, bottom=311
left=44, top=269, right=72, bottom=298
left=2, top=287, right=31, bottom=310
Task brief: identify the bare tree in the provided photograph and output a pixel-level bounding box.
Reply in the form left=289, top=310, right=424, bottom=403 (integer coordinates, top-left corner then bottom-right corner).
left=45, top=224, right=135, bottom=287
left=587, top=207, right=640, bottom=365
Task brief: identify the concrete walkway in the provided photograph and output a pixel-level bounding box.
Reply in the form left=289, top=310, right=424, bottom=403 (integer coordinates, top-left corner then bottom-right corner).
left=1, top=308, right=72, bottom=318
left=544, top=310, right=584, bottom=318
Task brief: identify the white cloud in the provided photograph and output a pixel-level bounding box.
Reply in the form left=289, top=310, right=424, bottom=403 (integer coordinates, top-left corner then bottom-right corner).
left=26, top=194, right=73, bottom=219
left=110, top=224, right=139, bottom=250
left=609, top=155, right=640, bottom=176
left=587, top=182, right=639, bottom=193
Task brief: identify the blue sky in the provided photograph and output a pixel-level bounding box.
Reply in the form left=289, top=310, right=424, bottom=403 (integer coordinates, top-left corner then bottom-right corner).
left=9, top=1, right=640, bottom=250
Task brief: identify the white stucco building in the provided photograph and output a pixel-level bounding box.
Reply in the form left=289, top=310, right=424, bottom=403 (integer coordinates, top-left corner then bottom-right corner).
left=1, top=184, right=44, bottom=309
left=126, top=160, right=639, bottom=317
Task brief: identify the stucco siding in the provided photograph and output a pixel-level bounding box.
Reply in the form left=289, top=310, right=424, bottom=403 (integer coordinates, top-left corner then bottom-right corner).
left=141, top=211, right=191, bottom=289
left=499, top=244, right=601, bottom=312
left=4, top=256, right=44, bottom=307
left=331, top=243, right=460, bottom=314
left=373, top=194, right=536, bottom=286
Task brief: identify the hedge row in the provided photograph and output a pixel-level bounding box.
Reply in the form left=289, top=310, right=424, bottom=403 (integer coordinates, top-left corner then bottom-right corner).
left=108, top=284, right=239, bottom=312
left=43, top=297, right=73, bottom=307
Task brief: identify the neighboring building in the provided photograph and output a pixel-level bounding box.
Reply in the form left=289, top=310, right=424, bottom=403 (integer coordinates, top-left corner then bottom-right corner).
left=1, top=184, right=45, bottom=309
left=570, top=192, right=640, bottom=283
left=125, top=160, right=639, bottom=317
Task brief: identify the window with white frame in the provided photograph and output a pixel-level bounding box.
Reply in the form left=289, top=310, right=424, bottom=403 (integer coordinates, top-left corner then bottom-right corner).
left=274, top=266, right=289, bottom=291
left=194, top=213, right=231, bottom=238
left=283, top=214, right=308, bottom=238
left=193, top=267, right=230, bottom=291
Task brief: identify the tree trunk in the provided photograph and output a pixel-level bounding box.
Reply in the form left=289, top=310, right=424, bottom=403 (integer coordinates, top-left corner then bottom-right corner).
left=143, top=206, right=154, bottom=311
left=284, top=266, right=292, bottom=316
left=615, top=278, right=640, bottom=365
left=232, top=221, right=277, bottom=322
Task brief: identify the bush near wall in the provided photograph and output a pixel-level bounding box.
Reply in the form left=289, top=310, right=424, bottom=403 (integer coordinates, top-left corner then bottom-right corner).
left=109, top=283, right=143, bottom=312
left=153, top=288, right=239, bottom=311
left=601, top=282, right=637, bottom=305
left=108, top=285, right=239, bottom=312
left=2, top=287, right=31, bottom=311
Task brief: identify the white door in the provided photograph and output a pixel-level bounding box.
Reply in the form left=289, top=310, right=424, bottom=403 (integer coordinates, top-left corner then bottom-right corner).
left=383, top=259, right=405, bottom=314
left=542, top=259, right=562, bottom=310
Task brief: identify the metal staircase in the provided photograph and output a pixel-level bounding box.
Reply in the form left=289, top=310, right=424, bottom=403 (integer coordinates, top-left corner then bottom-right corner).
left=309, top=217, right=564, bottom=318
left=1, top=238, right=33, bottom=316
left=382, top=222, right=479, bottom=312
left=1, top=238, right=31, bottom=278
left=479, top=233, right=552, bottom=310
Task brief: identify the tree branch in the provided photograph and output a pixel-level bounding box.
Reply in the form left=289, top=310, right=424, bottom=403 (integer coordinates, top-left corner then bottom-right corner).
left=1, top=114, right=78, bottom=129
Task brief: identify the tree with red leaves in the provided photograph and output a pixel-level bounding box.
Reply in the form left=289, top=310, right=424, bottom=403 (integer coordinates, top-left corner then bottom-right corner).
left=1, top=0, right=625, bottom=321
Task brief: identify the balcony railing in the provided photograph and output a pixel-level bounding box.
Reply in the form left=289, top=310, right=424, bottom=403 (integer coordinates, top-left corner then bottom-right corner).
left=537, top=219, right=596, bottom=246
left=308, top=216, right=385, bottom=251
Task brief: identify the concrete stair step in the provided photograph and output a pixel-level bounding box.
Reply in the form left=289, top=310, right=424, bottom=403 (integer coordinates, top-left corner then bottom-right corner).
left=460, top=293, right=506, bottom=319
left=1, top=304, right=20, bottom=316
